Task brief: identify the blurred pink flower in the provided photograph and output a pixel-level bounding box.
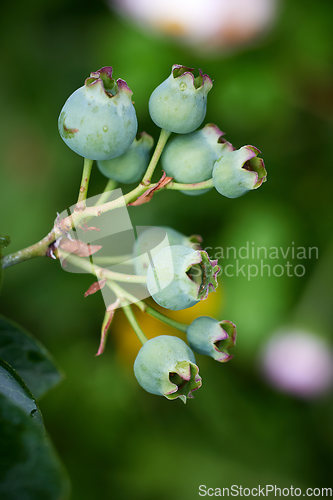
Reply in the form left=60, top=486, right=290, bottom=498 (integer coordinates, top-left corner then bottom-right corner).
left=261, top=330, right=333, bottom=398
left=111, top=0, right=278, bottom=51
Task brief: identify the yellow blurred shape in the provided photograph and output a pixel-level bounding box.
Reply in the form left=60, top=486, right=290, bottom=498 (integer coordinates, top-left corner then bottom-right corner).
left=167, top=287, right=221, bottom=323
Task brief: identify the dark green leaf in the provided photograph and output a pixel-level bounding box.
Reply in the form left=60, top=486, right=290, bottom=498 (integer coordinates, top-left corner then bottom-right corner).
left=0, top=316, right=63, bottom=399
left=0, top=393, right=69, bottom=500
left=0, top=356, right=43, bottom=424
left=0, top=359, right=39, bottom=418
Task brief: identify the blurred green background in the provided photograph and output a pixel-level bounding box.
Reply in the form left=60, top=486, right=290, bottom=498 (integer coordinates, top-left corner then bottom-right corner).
left=0, top=0, right=332, bottom=498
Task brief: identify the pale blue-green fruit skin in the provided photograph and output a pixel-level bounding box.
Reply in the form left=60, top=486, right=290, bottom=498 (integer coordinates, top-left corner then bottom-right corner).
left=213, top=147, right=262, bottom=199
left=149, top=70, right=212, bottom=134
left=146, top=245, right=202, bottom=311
left=162, top=124, right=231, bottom=196
left=58, top=84, right=138, bottom=160
left=134, top=335, right=196, bottom=397
left=97, top=133, right=153, bottom=184
left=187, top=316, right=223, bottom=359
left=133, top=226, right=191, bottom=276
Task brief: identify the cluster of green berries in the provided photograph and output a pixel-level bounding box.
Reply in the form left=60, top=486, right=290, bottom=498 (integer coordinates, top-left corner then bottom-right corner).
left=133, top=226, right=237, bottom=402
left=58, top=64, right=266, bottom=402
left=134, top=319, right=236, bottom=403
left=59, top=64, right=267, bottom=196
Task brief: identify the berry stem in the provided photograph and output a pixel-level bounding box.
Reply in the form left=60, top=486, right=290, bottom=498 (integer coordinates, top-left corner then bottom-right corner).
left=166, top=178, right=214, bottom=191
left=141, top=129, right=171, bottom=185
left=60, top=252, right=146, bottom=284
left=122, top=304, right=148, bottom=344
left=72, top=177, right=213, bottom=218
left=1, top=176, right=212, bottom=269
left=92, top=255, right=133, bottom=265
left=1, top=229, right=56, bottom=269
left=105, top=281, right=146, bottom=311
left=95, top=179, right=118, bottom=206
left=78, top=158, right=93, bottom=203
left=143, top=305, right=188, bottom=333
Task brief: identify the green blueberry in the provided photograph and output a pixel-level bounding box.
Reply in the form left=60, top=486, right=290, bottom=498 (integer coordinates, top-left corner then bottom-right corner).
left=97, top=132, right=154, bottom=184
left=133, top=226, right=201, bottom=276
left=58, top=67, right=138, bottom=160
left=187, top=317, right=236, bottom=362
left=146, top=245, right=220, bottom=311
left=162, top=123, right=234, bottom=195
left=213, top=145, right=267, bottom=198
left=134, top=335, right=202, bottom=403
left=149, top=64, right=213, bottom=134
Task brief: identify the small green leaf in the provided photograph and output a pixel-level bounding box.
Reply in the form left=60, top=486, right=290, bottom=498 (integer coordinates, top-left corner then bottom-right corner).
left=0, top=393, right=69, bottom=500
left=0, top=316, right=63, bottom=399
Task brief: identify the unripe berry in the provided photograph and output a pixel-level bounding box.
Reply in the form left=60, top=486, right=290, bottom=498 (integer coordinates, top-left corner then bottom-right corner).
left=149, top=64, right=213, bottom=134
left=97, top=132, right=153, bottom=184
left=212, top=145, right=266, bottom=198
left=134, top=335, right=202, bottom=402
left=58, top=67, right=138, bottom=160
left=187, top=317, right=236, bottom=362
left=133, top=226, right=201, bottom=276
left=162, top=123, right=233, bottom=195
left=146, top=245, right=220, bottom=311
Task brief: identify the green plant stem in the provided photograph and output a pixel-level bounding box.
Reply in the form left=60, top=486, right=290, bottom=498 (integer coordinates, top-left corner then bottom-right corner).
left=77, top=158, right=93, bottom=203
left=92, top=255, right=133, bottom=265
left=1, top=230, right=56, bottom=269
left=166, top=178, right=214, bottom=191
left=122, top=305, right=148, bottom=344
left=141, top=129, right=171, bottom=185
left=105, top=281, right=145, bottom=312
left=1, top=128, right=213, bottom=271
left=143, top=305, right=188, bottom=333
left=95, top=179, right=118, bottom=206
left=1, top=175, right=212, bottom=269
left=74, top=177, right=213, bottom=219
left=71, top=129, right=172, bottom=217
left=56, top=250, right=187, bottom=338
left=60, top=252, right=146, bottom=284
left=107, top=282, right=189, bottom=333
left=66, top=250, right=187, bottom=335
left=110, top=282, right=189, bottom=333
